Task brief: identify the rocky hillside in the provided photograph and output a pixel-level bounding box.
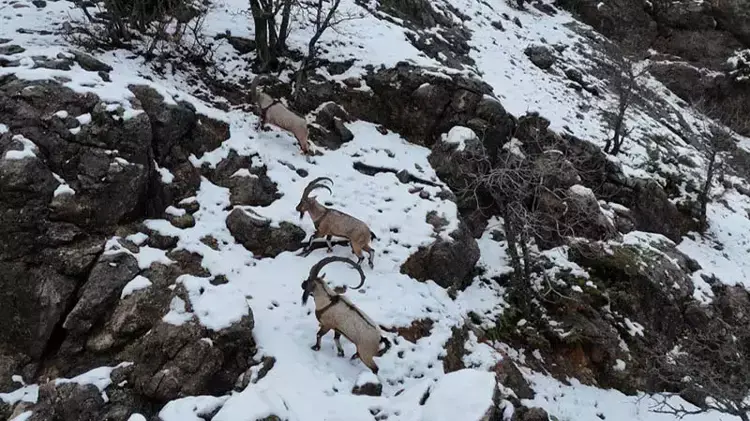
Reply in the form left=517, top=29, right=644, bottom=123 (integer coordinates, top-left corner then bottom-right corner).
left=1, top=0, right=750, bottom=420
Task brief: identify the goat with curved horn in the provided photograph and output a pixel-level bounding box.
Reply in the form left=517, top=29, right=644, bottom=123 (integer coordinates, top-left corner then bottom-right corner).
left=296, top=177, right=378, bottom=268
left=300, top=257, right=390, bottom=374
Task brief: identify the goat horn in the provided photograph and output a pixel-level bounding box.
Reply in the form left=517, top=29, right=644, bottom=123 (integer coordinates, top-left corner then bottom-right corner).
left=306, top=256, right=366, bottom=289
left=302, top=176, right=334, bottom=199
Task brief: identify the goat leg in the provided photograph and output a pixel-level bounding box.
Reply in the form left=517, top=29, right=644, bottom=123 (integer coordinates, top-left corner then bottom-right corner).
left=326, top=235, right=333, bottom=253
left=333, top=331, right=345, bottom=357
left=312, top=325, right=330, bottom=351
left=350, top=352, right=359, bottom=361
left=298, top=231, right=322, bottom=256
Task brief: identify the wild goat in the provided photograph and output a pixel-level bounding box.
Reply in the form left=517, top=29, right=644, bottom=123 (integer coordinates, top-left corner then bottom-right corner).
left=301, top=256, right=391, bottom=373
left=250, top=75, right=311, bottom=155
left=296, top=177, right=377, bottom=268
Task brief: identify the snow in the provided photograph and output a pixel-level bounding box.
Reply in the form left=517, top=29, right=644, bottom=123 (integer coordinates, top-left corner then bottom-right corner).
left=159, top=396, right=229, bottom=421
left=3, top=0, right=750, bottom=420
left=120, top=275, right=153, bottom=299
left=127, top=415, right=147, bottom=421
left=421, top=369, right=496, bottom=421
left=524, top=371, right=742, bottom=421
left=9, top=412, right=32, bottom=421
left=55, top=362, right=133, bottom=392
left=0, top=384, right=39, bottom=405
left=3, top=135, right=38, bottom=160
left=442, top=126, right=476, bottom=152
left=53, top=183, right=76, bottom=197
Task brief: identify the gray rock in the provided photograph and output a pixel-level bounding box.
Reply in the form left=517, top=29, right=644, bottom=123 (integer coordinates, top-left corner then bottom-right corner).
left=27, top=382, right=105, bottom=421
left=0, top=45, right=25, bottom=55
left=62, top=252, right=140, bottom=347
left=122, top=313, right=254, bottom=402
left=204, top=151, right=279, bottom=206
left=71, top=51, right=113, bottom=72
left=524, top=45, right=556, bottom=70
left=226, top=208, right=306, bottom=257
left=400, top=220, right=479, bottom=290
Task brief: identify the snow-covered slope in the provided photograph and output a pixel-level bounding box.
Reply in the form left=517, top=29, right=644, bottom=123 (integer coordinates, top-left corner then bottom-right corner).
left=2, top=0, right=750, bottom=420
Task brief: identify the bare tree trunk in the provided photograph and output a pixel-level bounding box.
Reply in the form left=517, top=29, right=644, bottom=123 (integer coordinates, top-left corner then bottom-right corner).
left=698, top=147, right=717, bottom=232
left=275, top=0, right=293, bottom=53
left=250, top=0, right=272, bottom=68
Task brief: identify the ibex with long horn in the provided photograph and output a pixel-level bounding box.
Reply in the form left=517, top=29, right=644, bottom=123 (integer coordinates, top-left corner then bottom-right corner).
left=250, top=75, right=311, bottom=154
left=296, top=176, right=377, bottom=268
left=301, top=256, right=391, bottom=374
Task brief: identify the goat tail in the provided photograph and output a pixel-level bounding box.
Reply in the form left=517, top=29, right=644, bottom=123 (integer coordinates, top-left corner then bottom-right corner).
left=370, top=231, right=378, bottom=240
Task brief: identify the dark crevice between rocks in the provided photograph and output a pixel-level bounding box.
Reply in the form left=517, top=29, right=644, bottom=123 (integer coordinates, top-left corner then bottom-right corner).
left=352, top=162, right=440, bottom=187
left=34, top=247, right=105, bottom=380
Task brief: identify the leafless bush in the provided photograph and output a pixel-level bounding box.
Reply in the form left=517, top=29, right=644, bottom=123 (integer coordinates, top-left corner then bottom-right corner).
left=647, top=316, right=750, bottom=421
left=452, top=118, right=611, bottom=308
left=293, top=0, right=363, bottom=94
left=67, top=0, right=214, bottom=63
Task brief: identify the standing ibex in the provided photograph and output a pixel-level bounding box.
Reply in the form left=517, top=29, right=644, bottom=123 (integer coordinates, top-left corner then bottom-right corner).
left=296, top=177, right=377, bottom=268
left=301, top=256, right=391, bottom=374
left=250, top=75, right=311, bottom=155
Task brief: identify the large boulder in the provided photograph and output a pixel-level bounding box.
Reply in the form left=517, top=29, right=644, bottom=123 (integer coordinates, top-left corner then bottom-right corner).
left=226, top=208, right=305, bottom=257
left=27, top=382, right=106, bottom=421
left=710, top=0, right=750, bottom=46
left=203, top=151, right=280, bottom=207
left=296, top=62, right=495, bottom=147
left=400, top=218, right=480, bottom=290
left=121, top=313, right=255, bottom=402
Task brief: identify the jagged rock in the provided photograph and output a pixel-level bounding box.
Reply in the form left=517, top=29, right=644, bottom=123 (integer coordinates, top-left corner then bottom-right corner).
left=512, top=407, right=551, bottom=421
left=0, top=44, right=24, bottom=55
left=311, top=102, right=355, bottom=149
left=535, top=184, right=617, bottom=249
left=494, top=360, right=534, bottom=400
left=226, top=36, right=256, bottom=54
left=27, top=382, right=106, bottom=421
left=647, top=61, right=750, bottom=136
left=400, top=220, right=479, bottom=290
left=226, top=208, right=305, bottom=257
left=204, top=151, right=279, bottom=206
left=609, top=178, right=696, bottom=242
left=524, top=45, right=556, bottom=70
left=61, top=252, right=140, bottom=352
left=122, top=314, right=254, bottom=402
left=70, top=51, right=113, bottom=72
left=711, top=0, right=750, bottom=46
left=85, top=263, right=178, bottom=353
left=569, top=238, right=695, bottom=341
left=295, top=62, right=494, bottom=147
left=130, top=84, right=228, bottom=205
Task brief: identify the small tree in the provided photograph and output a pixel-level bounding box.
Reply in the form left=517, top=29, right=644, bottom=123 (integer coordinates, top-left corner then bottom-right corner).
left=249, top=0, right=295, bottom=71
left=452, top=117, right=605, bottom=312
left=692, top=100, right=741, bottom=233
left=293, top=0, right=363, bottom=94
left=603, top=54, right=645, bottom=156
left=648, top=316, right=750, bottom=421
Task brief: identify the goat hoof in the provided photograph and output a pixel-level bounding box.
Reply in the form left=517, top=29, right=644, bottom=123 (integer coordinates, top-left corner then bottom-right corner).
left=327, top=249, right=333, bottom=253
left=337, top=350, right=345, bottom=357
left=311, top=345, right=320, bottom=351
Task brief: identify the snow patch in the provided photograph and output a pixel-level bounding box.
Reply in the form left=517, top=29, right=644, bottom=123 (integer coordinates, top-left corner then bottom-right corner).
left=120, top=275, right=153, bottom=299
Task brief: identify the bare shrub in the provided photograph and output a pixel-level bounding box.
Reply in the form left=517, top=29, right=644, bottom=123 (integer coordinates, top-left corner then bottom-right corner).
left=452, top=117, right=612, bottom=309
left=293, top=0, right=363, bottom=94
left=647, top=315, right=750, bottom=421
left=67, top=0, right=214, bottom=63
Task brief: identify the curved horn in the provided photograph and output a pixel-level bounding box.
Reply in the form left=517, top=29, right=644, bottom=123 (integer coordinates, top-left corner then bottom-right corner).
left=306, top=256, right=366, bottom=289
left=302, top=176, right=334, bottom=199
